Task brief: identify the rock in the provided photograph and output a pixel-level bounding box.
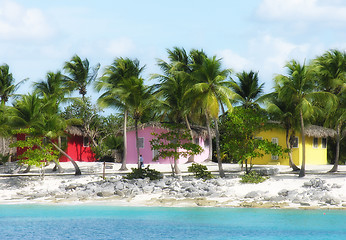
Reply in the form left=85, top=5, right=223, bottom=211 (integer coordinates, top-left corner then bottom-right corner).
left=65, top=184, right=84, bottom=191
left=245, top=191, right=260, bottom=199
left=300, top=202, right=310, bottom=206
left=96, top=191, right=114, bottom=197
left=115, top=190, right=125, bottom=197
left=142, top=185, right=153, bottom=194
left=254, top=167, right=279, bottom=176
left=115, top=182, right=124, bottom=190
left=278, top=189, right=289, bottom=197
left=331, top=183, right=342, bottom=189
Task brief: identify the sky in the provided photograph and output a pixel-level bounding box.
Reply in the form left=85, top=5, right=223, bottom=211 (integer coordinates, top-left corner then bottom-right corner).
left=1, top=0, right=346, bottom=111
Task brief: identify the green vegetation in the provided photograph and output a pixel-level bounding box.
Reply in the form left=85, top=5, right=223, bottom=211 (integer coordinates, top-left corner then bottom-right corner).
left=124, top=166, right=162, bottom=180
left=0, top=48, right=344, bottom=178
left=240, top=171, right=269, bottom=184
left=188, top=163, right=214, bottom=180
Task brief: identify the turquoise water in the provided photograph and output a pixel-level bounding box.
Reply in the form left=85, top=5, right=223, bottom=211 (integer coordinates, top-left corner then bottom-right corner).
left=0, top=205, right=345, bottom=240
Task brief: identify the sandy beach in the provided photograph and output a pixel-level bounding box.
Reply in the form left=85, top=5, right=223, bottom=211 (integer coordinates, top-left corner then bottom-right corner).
left=0, top=162, right=345, bottom=209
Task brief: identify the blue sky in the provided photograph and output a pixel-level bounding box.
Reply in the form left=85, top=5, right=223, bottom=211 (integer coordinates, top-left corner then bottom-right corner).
left=1, top=0, right=346, bottom=108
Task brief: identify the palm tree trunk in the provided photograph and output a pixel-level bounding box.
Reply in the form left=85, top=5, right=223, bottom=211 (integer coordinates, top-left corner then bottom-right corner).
left=135, top=118, right=141, bottom=169
left=119, top=110, right=128, bottom=171
left=23, top=165, right=31, bottom=173
left=299, top=110, right=306, bottom=178
left=329, top=122, right=341, bottom=173
left=53, top=160, right=64, bottom=173
left=185, top=115, right=195, bottom=163
left=214, top=117, right=225, bottom=178
left=205, top=113, right=213, bottom=161
left=49, top=140, right=81, bottom=175
left=286, top=128, right=300, bottom=171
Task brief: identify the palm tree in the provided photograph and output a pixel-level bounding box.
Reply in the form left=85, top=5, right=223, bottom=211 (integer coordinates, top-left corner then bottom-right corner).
left=263, top=92, right=300, bottom=171
left=10, top=94, right=81, bottom=175
left=313, top=49, right=346, bottom=172
left=96, top=57, right=144, bottom=170
left=63, top=55, right=100, bottom=100
left=190, top=55, right=233, bottom=177
left=33, top=71, right=68, bottom=100
left=230, top=71, right=264, bottom=109
left=0, top=64, right=27, bottom=105
left=276, top=60, right=336, bottom=177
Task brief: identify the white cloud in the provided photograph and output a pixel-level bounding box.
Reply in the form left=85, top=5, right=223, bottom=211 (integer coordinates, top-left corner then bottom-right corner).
left=106, top=37, right=136, bottom=56
left=217, top=49, right=251, bottom=72
left=257, top=0, right=346, bottom=23
left=0, top=0, right=54, bottom=40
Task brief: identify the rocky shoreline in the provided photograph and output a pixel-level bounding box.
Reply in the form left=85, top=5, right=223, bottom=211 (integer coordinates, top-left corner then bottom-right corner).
left=1, top=172, right=345, bottom=209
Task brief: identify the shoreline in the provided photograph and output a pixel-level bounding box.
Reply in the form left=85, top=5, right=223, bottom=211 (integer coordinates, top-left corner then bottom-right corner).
left=0, top=162, right=345, bottom=210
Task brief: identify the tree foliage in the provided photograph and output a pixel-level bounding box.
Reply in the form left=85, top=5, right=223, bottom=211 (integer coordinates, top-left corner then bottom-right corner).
left=219, top=108, right=286, bottom=173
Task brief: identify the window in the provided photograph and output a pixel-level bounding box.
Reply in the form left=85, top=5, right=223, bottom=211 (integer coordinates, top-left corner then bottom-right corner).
left=137, top=137, right=144, bottom=149
left=194, top=138, right=199, bottom=145
left=83, top=137, right=89, bottom=147
left=322, top=138, right=327, bottom=149
left=59, top=136, right=67, bottom=149
left=313, top=137, right=318, bottom=148
left=271, top=138, right=279, bottom=160
left=254, top=136, right=263, bottom=140
left=292, top=137, right=299, bottom=148
left=204, top=138, right=210, bottom=147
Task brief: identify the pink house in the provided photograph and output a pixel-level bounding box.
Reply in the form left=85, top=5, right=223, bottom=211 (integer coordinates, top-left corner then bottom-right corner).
left=126, top=123, right=211, bottom=164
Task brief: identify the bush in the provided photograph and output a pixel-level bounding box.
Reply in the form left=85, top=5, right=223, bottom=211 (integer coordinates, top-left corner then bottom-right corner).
left=124, top=165, right=163, bottom=180
left=188, top=163, right=214, bottom=180
left=240, top=171, right=268, bottom=184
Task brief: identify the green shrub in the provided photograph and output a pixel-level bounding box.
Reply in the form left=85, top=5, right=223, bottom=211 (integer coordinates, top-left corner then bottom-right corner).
left=188, top=163, right=214, bottom=180
left=240, top=171, right=268, bottom=184
left=124, top=165, right=163, bottom=180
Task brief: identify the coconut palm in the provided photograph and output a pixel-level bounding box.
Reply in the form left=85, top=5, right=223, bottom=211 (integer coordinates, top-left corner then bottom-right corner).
left=96, top=57, right=145, bottom=170
left=190, top=55, right=233, bottom=177
left=63, top=55, right=100, bottom=100
left=263, top=91, right=300, bottom=171
left=33, top=71, right=68, bottom=101
left=10, top=94, right=81, bottom=175
left=230, top=71, right=264, bottom=109
left=276, top=60, right=336, bottom=177
left=313, top=49, right=346, bottom=172
left=0, top=64, right=27, bottom=105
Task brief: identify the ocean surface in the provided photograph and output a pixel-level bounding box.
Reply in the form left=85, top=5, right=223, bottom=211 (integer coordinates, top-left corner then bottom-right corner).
left=0, top=205, right=345, bottom=240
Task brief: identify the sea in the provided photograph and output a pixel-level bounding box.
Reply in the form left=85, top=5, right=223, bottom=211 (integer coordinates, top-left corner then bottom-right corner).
left=0, top=205, right=345, bottom=240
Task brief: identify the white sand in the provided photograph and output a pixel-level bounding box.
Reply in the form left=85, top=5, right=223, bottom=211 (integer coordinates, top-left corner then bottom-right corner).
left=0, top=162, right=345, bottom=209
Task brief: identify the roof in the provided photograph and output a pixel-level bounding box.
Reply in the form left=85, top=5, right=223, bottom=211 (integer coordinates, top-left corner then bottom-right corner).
left=304, top=125, right=337, bottom=138
left=65, top=126, right=87, bottom=137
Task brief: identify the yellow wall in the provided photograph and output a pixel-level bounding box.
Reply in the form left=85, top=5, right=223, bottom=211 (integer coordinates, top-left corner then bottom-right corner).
left=252, top=128, right=327, bottom=165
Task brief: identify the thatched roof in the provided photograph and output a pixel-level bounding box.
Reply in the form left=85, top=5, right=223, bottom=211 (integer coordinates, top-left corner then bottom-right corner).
left=127, top=122, right=215, bottom=138
left=305, top=125, right=337, bottom=138
left=65, top=126, right=87, bottom=137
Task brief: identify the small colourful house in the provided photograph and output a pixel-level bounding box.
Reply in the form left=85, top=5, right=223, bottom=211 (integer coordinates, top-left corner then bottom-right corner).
left=252, top=125, right=336, bottom=166
left=126, top=123, right=211, bottom=165
left=16, top=126, right=95, bottom=162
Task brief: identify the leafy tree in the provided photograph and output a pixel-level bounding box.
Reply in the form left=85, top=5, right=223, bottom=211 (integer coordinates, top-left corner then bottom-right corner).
left=219, top=108, right=286, bottom=174
left=150, top=124, right=202, bottom=176
left=276, top=60, right=337, bottom=177
left=230, top=70, right=264, bottom=109
left=63, top=55, right=100, bottom=100
left=10, top=128, right=59, bottom=173
left=0, top=64, right=27, bottom=105
left=313, top=49, right=346, bottom=172
left=96, top=57, right=145, bottom=170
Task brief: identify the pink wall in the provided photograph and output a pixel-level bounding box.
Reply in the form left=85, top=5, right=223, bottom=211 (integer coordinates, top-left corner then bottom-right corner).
left=126, top=126, right=210, bottom=164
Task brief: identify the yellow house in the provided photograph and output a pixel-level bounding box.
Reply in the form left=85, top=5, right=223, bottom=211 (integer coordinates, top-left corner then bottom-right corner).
left=252, top=125, right=336, bottom=166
